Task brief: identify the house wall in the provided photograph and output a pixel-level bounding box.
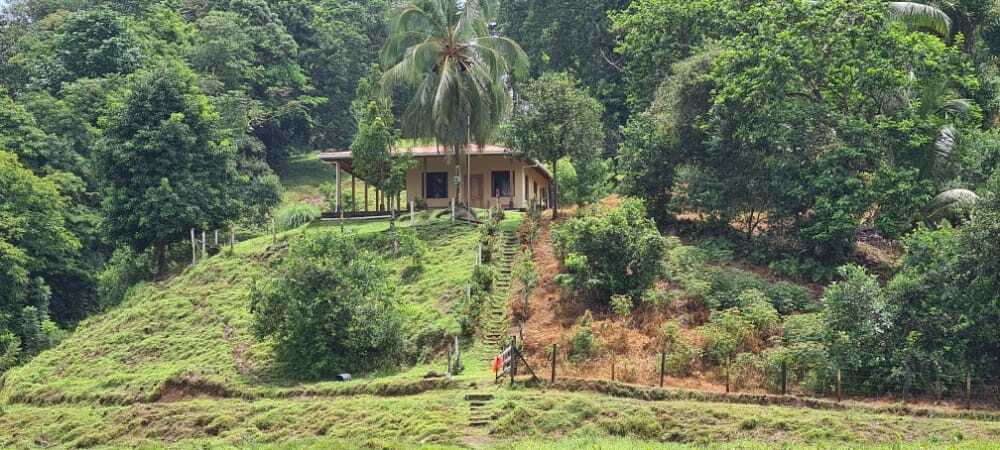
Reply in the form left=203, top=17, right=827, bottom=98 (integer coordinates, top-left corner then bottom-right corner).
left=405, top=154, right=550, bottom=210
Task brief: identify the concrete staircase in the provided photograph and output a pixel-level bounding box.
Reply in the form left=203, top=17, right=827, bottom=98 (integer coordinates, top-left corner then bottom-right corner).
left=482, top=230, right=518, bottom=350
left=466, top=393, right=496, bottom=427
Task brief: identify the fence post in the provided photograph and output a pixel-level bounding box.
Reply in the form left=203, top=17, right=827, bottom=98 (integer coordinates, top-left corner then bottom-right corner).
left=551, top=344, right=557, bottom=383
left=836, top=367, right=842, bottom=403
left=478, top=243, right=482, bottom=265
left=451, top=198, right=455, bottom=223
left=660, top=352, right=666, bottom=388
left=966, top=371, right=972, bottom=410
left=410, top=201, right=415, bottom=227
left=781, top=359, right=787, bottom=395
left=201, top=230, right=206, bottom=258
left=510, top=336, right=518, bottom=385
left=190, top=228, right=196, bottom=264
left=725, top=356, right=731, bottom=394
left=447, top=342, right=452, bottom=376
left=230, top=224, right=235, bottom=254
left=271, top=217, right=276, bottom=244
left=611, top=352, right=615, bottom=382
left=214, top=229, right=218, bottom=246
left=902, top=367, right=912, bottom=404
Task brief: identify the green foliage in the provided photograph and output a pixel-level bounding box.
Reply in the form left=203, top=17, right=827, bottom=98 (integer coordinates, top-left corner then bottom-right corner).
left=96, top=247, right=156, bottom=310
left=276, top=203, right=321, bottom=231
left=609, top=295, right=633, bottom=320
left=570, top=310, right=598, bottom=360
left=470, top=264, right=497, bottom=294
left=704, top=269, right=815, bottom=315
left=350, top=99, right=414, bottom=228
left=95, top=62, right=242, bottom=273
left=381, top=0, right=528, bottom=160
left=53, top=8, right=143, bottom=84
left=660, top=320, right=698, bottom=376
left=552, top=199, right=665, bottom=301
left=821, top=265, right=893, bottom=369
left=251, top=231, right=402, bottom=379
left=504, top=72, right=605, bottom=216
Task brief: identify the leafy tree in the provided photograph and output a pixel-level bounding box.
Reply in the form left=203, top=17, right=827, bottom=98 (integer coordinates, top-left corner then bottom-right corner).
left=351, top=102, right=414, bottom=229
left=821, top=266, right=893, bottom=370
left=381, top=0, right=528, bottom=207
left=251, top=231, right=402, bottom=379
left=504, top=72, right=605, bottom=217
left=94, top=62, right=241, bottom=274
left=0, top=151, right=78, bottom=365
left=53, top=8, right=142, bottom=82
left=552, top=199, right=666, bottom=301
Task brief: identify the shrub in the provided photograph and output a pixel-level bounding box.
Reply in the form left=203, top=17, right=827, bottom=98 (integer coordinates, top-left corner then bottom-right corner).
left=251, top=231, right=401, bottom=379
left=97, top=246, right=157, bottom=310
left=763, top=281, right=816, bottom=315
left=275, top=203, right=321, bottom=231
left=734, top=289, right=780, bottom=336
left=570, top=310, right=598, bottom=360
left=660, top=320, right=698, bottom=376
left=731, top=352, right=764, bottom=389
left=703, top=268, right=767, bottom=310
left=0, top=329, right=20, bottom=373
left=552, top=199, right=666, bottom=301
left=318, top=182, right=354, bottom=212
left=610, top=294, right=633, bottom=320
left=470, top=264, right=496, bottom=293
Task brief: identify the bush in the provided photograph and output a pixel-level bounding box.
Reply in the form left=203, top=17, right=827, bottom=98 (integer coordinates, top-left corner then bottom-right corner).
left=610, top=294, right=633, bottom=320
left=97, top=246, right=157, bottom=310
left=275, top=203, right=321, bottom=231
left=764, top=281, right=816, bottom=315
left=703, top=268, right=814, bottom=315
left=552, top=199, right=666, bottom=301
left=570, top=310, right=598, bottom=360
left=660, top=320, right=698, bottom=376
left=250, top=231, right=402, bottom=379
left=734, top=290, right=780, bottom=337
left=470, top=264, right=496, bottom=293
left=318, top=182, right=355, bottom=212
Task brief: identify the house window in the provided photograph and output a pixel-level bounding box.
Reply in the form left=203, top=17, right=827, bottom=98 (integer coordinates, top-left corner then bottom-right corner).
left=426, top=172, right=448, bottom=199
left=491, top=171, right=511, bottom=197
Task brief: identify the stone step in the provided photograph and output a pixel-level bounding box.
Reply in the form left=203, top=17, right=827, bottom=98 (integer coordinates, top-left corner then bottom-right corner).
left=469, top=401, right=488, bottom=407
left=465, top=393, right=494, bottom=401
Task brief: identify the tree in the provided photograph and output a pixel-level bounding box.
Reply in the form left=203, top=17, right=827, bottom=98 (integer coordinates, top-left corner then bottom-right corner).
left=380, top=0, right=528, bottom=208
left=94, top=62, right=241, bottom=274
left=53, top=8, right=142, bottom=82
left=251, top=231, right=402, bottom=379
left=821, top=265, right=894, bottom=370
left=351, top=101, right=414, bottom=229
left=504, top=72, right=604, bottom=217
left=0, top=151, right=78, bottom=366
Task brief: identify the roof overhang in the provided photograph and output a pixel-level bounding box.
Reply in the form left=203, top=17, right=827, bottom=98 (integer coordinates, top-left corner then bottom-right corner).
left=317, top=146, right=553, bottom=181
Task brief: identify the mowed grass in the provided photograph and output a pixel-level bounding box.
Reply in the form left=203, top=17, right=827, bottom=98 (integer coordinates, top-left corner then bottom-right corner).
left=0, top=215, right=482, bottom=406
left=0, top=388, right=997, bottom=448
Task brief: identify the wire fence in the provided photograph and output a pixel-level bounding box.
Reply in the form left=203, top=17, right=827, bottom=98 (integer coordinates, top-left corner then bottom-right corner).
left=528, top=345, right=1000, bottom=410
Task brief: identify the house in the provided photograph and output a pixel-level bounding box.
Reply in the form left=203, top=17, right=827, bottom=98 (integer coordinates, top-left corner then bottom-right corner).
left=317, top=145, right=552, bottom=211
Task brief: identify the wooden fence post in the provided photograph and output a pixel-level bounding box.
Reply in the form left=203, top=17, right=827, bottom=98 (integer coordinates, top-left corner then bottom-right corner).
left=781, top=359, right=787, bottom=395
left=660, top=352, right=666, bottom=388
left=410, top=201, right=415, bottom=227
left=725, top=356, right=731, bottom=394
left=229, top=225, right=235, bottom=254
left=447, top=342, right=452, bottom=376
left=201, top=230, right=206, bottom=258
left=271, top=218, right=276, bottom=244
left=966, top=371, right=972, bottom=410
left=191, top=228, right=196, bottom=264
left=451, top=198, right=456, bottom=222
left=611, top=352, right=615, bottom=382
left=836, top=368, right=842, bottom=403
left=510, top=336, right=518, bottom=385
left=551, top=344, right=557, bottom=383
left=902, top=367, right=912, bottom=404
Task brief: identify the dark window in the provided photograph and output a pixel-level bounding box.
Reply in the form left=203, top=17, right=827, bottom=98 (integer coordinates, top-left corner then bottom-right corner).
left=426, top=172, right=448, bottom=199
left=491, top=171, right=511, bottom=197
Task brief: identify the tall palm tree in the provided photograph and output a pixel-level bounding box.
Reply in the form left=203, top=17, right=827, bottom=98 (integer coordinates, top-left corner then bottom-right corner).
left=380, top=0, right=529, bottom=208
left=887, top=2, right=953, bottom=38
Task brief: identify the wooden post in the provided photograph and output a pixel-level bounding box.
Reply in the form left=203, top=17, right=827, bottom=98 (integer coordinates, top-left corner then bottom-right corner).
left=725, top=356, right=731, bottom=394
left=191, top=228, right=196, bottom=264
left=451, top=198, right=456, bottom=222
left=966, top=371, right=972, bottom=410
left=229, top=225, right=235, bottom=254
left=352, top=175, right=356, bottom=213
left=447, top=342, right=452, bottom=376
left=271, top=218, right=276, bottom=244
left=364, top=181, right=369, bottom=212
left=550, top=344, right=557, bottom=383
left=836, top=368, right=842, bottom=402
left=510, top=336, right=518, bottom=385
left=410, top=201, right=415, bottom=227
left=781, top=359, right=787, bottom=395
left=214, top=229, right=218, bottom=246
left=201, top=230, right=206, bottom=258
left=660, top=352, right=666, bottom=388
left=902, top=367, right=912, bottom=404
left=335, top=162, right=341, bottom=213
left=611, top=352, right=615, bottom=382
left=477, top=243, right=482, bottom=264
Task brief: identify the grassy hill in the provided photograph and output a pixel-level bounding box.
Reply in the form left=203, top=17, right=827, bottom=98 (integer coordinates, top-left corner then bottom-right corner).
left=0, top=156, right=997, bottom=448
